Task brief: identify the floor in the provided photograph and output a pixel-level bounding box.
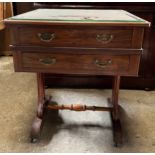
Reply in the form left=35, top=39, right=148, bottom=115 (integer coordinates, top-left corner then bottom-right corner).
left=0, top=56, right=155, bottom=153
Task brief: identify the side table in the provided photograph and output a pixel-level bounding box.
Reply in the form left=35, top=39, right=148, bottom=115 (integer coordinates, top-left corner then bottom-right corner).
left=4, top=9, right=150, bottom=146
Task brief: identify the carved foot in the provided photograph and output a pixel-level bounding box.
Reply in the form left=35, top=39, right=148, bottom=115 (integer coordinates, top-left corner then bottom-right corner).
left=110, top=111, right=123, bottom=147
left=30, top=116, right=43, bottom=143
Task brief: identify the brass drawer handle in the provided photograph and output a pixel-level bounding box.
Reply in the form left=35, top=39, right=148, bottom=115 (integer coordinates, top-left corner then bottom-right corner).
left=96, top=34, right=114, bottom=44
left=95, top=59, right=112, bottom=68
left=39, top=58, right=56, bottom=65
left=38, top=33, right=55, bottom=42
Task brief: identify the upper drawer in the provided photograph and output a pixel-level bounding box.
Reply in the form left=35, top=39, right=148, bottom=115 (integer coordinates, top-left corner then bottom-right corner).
left=11, top=26, right=143, bottom=48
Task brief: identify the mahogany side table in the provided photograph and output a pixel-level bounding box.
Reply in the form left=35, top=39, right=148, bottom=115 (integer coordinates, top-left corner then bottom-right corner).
left=4, top=9, right=150, bottom=146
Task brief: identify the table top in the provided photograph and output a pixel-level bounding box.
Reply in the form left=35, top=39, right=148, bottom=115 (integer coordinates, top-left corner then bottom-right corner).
left=5, top=9, right=150, bottom=27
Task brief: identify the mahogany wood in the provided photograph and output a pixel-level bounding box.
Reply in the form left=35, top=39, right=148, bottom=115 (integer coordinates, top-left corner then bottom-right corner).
left=112, top=75, right=120, bottom=120
left=6, top=3, right=155, bottom=89
left=5, top=8, right=149, bottom=146
left=14, top=26, right=134, bottom=48
left=12, top=49, right=140, bottom=76
left=31, top=73, right=46, bottom=142
left=16, top=2, right=154, bottom=89
left=37, top=73, right=45, bottom=118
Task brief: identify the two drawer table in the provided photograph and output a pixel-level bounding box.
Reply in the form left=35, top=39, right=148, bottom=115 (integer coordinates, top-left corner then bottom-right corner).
left=5, top=9, right=150, bottom=146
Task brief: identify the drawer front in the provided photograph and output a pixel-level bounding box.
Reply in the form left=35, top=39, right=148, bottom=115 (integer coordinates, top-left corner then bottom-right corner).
left=14, top=50, right=140, bottom=76
left=17, top=26, right=133, bottom=48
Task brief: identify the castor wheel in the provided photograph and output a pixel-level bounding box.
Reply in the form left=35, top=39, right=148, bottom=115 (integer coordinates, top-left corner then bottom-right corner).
left=31, top=137, right=38, bottom=143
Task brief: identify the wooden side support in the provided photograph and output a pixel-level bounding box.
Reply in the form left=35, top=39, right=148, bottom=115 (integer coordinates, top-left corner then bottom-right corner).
left=111, top=75, right=123, bottom=146
left=30, top=74, right=123, bottom=146
left=37, top=73, right=45, bottom=118
left=30, top=73, right=46, bottom=143
left=112, top=75, right=120, bottom=120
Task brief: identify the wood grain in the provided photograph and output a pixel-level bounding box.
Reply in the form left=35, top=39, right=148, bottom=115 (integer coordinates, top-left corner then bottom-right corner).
left=11, top=25, right=134, bottom=48
left=12, top=49, right=141, bottom=76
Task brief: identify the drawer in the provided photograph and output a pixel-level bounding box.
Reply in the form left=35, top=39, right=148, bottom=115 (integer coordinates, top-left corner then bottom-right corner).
left=16, top=26, right=133, bottom=48
left=14, top=50, right=140, bottom=76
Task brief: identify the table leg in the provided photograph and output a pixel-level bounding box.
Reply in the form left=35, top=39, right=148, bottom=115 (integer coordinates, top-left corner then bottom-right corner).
left=30, top=73, right=46, bottom=143
left=110, top=75, right=123, bottom=146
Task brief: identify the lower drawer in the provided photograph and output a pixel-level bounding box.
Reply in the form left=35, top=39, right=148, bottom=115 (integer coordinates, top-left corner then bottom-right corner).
left=13, top=50, right=140, bottom=76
